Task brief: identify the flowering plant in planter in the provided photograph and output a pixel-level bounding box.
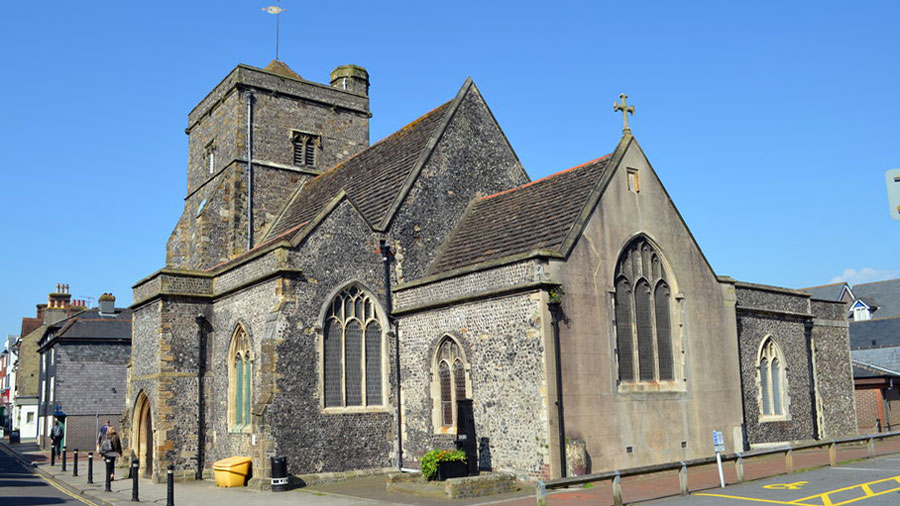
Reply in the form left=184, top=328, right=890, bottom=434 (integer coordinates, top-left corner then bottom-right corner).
left=421, top=449, right=467, bottom=481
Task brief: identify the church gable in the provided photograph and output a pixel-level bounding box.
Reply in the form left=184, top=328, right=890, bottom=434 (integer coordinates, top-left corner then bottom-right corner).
left=386, top=82, right=529, bottom=281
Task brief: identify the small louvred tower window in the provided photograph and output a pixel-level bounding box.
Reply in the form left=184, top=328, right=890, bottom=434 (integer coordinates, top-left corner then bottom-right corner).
left=292, top=132, right=320, bottom=168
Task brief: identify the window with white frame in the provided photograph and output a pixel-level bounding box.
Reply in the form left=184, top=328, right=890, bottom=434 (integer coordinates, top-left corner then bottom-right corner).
left=758, top=337, right=788, bottom=419
left=853, top=305, right=871, bottom=321
left=323, top=286, right=385, bottom=409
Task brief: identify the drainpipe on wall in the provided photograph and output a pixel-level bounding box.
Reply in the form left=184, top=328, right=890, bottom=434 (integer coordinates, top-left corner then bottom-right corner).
left=380, top=240, right=402, bottom=470
left=245, top=91, right=254, bottom=251
left=548, top=300, right=567, bottom=478
left=195, top=314, right=208, bottom=480
left=805, top=321, right=821, bottom=440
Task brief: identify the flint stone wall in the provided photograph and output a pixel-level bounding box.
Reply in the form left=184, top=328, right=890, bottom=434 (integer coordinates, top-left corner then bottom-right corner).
left=735, top=284, right=816, bottom=444
left=398, top=291, right=550, bottom=479
left=267, top=199, right=396, bottom=476
left=810, top=299, right=857, bottom=438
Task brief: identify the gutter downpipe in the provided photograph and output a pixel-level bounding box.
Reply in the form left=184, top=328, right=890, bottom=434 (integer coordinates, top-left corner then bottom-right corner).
left=549, top=301, right=567, bottom=477
left=246, top=91, right=254, bottom=250
left=380, top=240, right=403, bottom=470
left=195, top=314, right=208, bottom=480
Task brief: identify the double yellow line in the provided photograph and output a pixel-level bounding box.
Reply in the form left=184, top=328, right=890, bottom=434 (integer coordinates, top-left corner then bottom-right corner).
left=0, top=444, right=100, bottom=506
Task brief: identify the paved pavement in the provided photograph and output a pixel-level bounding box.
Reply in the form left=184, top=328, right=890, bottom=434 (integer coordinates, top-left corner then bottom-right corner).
left=4, top=437, right=900, bottom=506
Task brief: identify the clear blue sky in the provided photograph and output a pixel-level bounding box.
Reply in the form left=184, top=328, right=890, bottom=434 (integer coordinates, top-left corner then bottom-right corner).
left=2, top=1, right=898, bottom=336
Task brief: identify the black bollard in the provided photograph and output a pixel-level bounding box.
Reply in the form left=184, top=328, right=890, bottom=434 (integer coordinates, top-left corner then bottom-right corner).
left=167, top=464, right=174, bottom=506
left=131, top=456, right=139, bottom=501
left=51, top=446, right=56, bottom=466
left=62, top=446, right=67, bottom=472
left=105, top=458, right=112, bottom=492
left=88, top=452, right=94, bottom=484
left=73, top=449, right=78, bottom=476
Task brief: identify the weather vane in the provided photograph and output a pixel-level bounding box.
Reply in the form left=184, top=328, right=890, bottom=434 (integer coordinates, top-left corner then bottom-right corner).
left=262, top=2, right=287, bottom=61
left=614, top=94, right=635, bottom=133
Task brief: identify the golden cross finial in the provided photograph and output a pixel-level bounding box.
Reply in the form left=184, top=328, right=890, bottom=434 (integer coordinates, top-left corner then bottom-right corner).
left=614, top=94, right=635, bottom=132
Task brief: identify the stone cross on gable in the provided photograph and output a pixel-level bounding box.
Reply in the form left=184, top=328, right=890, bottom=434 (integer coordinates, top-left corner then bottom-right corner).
left=614, top=94, right=635, bottom=132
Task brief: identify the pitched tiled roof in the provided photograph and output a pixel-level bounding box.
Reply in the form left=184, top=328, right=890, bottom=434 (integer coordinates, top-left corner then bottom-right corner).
left=45, top=308, right=132, bottom=345
left=853, top=348, right=900, bottom=376
left=429, top=155, right=612, bottom=274
left=853, top=279, right=900, bottom=319
left=266, top=101, right=452, bottom=238
left=850, top=317, right=900, bottom=349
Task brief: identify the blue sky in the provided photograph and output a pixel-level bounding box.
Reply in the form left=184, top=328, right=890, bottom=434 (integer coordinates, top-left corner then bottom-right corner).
left=1, top=1, right=898, bottom=336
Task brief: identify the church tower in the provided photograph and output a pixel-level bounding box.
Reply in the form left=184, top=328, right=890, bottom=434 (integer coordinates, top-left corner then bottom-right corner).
left=167, top=60, right=370, bottom=270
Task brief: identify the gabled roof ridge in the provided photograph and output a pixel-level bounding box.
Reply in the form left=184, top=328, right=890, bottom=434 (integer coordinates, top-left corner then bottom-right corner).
left=480, top=154, right=612, bottom=201
left=309, top=99, right=454, bottom=183
left=206, top=220, right=308, bottom=272
left=854, top=278, right=900, bottom=288
left=802, top=281, right=848, bottom=290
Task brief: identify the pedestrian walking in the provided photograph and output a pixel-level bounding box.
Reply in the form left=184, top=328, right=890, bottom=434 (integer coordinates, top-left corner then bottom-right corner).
left=49, top=418, right=64, bottom=457
left=97, top=420, right=111, bottom=453
left=100, top=426, right=123, bottom=481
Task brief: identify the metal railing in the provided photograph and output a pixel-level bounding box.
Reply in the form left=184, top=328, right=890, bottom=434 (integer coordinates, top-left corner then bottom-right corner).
left=538, top=430, right=900, bottom=506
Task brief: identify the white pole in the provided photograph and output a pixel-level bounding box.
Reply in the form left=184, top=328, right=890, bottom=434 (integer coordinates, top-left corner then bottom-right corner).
left=715, top=451, right=725, bottom=488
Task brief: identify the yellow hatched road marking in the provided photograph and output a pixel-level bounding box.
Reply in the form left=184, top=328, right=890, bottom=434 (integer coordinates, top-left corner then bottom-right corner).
left=695, top=474, right=900, bottom=506
left=693, top=493, right=815, bottom=504
left=792, top=474, right=900, bottom=506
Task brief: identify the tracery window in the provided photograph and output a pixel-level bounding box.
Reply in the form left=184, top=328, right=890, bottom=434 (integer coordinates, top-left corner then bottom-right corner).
left=228, top=325, right=252, bottom=431
left=758, top=337, right=787, bottom=418
left=323, top=286, right=384, bottom=409
left=433, top=337, right=470, bottom=431
left=614, top=237, right=675, bottom=384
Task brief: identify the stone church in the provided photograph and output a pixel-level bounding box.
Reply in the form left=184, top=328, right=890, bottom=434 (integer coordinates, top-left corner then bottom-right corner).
left=125, top=60, right=857, bottom=484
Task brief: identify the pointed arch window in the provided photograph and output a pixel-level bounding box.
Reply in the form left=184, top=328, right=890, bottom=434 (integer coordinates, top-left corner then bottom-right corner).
left=322, top=286, right=385, bottom=409
left=613, top=237, right=677, bottom=386
left=433, top=337, right=471, bottom=432
left=228, top=326, right=252, bottom=432
left=758, top=337, right=788, bottom=419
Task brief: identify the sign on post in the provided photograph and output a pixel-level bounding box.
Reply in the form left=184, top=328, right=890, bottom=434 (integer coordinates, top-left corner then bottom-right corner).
left=712, top=430, right=726, bottom=453
left=885, top=169, right=900, bottom=220
left=712, top=430, right=726, bottom=488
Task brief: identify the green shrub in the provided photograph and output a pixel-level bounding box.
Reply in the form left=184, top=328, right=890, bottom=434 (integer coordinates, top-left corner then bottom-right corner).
left=420, top=449, right=466, bottom=480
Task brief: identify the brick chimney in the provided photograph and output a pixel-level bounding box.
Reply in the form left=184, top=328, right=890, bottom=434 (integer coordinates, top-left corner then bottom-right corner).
left=44, top=283, right=72, bottom=325
left=99, top=293, right=116, bottom=315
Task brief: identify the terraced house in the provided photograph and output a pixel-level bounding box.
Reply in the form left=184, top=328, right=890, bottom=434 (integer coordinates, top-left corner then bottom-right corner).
left=125, top=60, right=858, bottom=485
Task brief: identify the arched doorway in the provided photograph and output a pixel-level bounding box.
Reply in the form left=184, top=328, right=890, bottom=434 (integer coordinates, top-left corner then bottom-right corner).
left=132, top=392, right=153, bottom=478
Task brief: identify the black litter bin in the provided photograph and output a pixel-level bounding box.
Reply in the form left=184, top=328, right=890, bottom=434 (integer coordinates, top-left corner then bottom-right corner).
left=270, top=456, right=288, bottom=491
left=9, top=430, right=20, bottom=444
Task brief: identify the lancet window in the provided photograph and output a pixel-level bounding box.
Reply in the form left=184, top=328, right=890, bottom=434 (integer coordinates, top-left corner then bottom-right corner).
left=433, top=337, right=470, bottom=430
left=758, top=337, right=787, bottom=418
left=228, top=325, right=252, bottom=431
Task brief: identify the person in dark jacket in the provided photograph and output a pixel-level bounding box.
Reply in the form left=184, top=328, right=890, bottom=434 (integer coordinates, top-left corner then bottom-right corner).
left=49, top=418, right=64, bottom=458
left=100, top=426, right=123, bottom=480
